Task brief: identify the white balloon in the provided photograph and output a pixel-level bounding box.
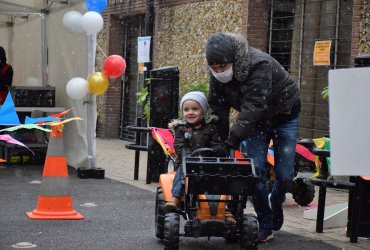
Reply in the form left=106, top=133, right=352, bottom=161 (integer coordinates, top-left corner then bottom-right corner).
left=62, top=11, right=84, bottom=34
left=81, top=11, right=104, bottom=34
left=66, top=77, right=88, bottom=100
left=25, top=76, right=42, bottom=86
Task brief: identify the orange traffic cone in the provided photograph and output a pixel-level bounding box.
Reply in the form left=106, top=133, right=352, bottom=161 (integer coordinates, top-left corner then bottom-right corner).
left=26, top=125, right=84, bottom=220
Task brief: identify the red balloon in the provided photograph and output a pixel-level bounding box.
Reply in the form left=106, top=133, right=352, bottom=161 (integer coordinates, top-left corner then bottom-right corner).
left=102, top=55, right=126, bottom=78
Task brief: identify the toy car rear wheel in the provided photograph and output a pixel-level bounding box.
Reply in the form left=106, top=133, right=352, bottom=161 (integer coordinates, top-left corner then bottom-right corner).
left=292, top=177, right=315, bottom=206
left=224, top=222, right=238, bottom=243
left=164, top=212, right=180, bottom=250
left=155, top=187, right=165, bottom=239
left=239, top=214, right=258, bottom=250
left=224, top=233, right=239, bottom=243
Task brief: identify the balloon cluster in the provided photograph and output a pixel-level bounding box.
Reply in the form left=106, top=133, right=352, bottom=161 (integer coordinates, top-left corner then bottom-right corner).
left=63, top=1, right=127, bottom=100
left=66, top=55, right=126, bottom=100
left=62, top=0, right=107, bottom=34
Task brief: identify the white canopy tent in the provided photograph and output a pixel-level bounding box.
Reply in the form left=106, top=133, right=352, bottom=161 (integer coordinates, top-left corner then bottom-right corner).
left=0, top=0, right=96, bottom=169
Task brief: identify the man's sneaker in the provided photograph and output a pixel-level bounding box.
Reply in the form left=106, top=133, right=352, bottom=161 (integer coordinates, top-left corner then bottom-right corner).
left=258, top=229, right=273, bottom=243
left=272, top=203, right=284, bottom=231
left=269, top=193, right=284, bottom=231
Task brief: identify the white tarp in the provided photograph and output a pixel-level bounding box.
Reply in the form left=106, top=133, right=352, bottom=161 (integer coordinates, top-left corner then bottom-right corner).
left=0, top=0, right=94, bottom=168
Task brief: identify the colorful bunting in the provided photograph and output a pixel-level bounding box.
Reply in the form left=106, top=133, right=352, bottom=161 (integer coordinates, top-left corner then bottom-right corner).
left=0, top=92, right=84, bottom=163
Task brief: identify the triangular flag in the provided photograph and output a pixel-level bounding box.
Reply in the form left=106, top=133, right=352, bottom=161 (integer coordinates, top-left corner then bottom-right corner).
left=0, top=134, right=34, bottom=155
left=0, top=124, right=51, bottom=133
left=50, top=108, right=71, bottom=118
left=0, top=91, right=20, bottom=125
left=25, top=116, right=58, bottom=124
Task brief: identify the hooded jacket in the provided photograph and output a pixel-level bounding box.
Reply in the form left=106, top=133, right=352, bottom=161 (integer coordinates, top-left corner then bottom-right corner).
left=0, top=47, right=13, bottom=91
left=169, top=118, right=224, bottom=166
left=207, top=33, right=301, bottom=148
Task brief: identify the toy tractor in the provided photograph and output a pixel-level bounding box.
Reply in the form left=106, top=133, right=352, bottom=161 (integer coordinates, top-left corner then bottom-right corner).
left=155, top=148, right=259, bottom=250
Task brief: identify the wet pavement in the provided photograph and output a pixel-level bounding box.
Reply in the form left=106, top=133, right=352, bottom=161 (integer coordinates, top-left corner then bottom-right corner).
left=0, top=138, right=368, bottom=249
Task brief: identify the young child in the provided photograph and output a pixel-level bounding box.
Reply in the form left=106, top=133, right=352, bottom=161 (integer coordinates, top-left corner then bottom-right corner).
left=164, top=91, right=235, bottom=223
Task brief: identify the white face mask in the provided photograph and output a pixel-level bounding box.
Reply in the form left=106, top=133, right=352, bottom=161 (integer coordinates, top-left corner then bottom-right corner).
left=211, top=66, right=233, bottom=83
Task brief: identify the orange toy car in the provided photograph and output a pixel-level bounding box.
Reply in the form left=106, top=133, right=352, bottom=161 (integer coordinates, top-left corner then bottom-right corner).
left=154, top=146, right=259, bottom=250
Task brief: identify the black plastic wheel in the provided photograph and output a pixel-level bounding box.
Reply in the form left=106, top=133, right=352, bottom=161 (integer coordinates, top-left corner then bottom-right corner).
left=292, top=177, right=315, bottom=206
left=239, top=214, right=259, bottom=250
left=155, top=187, right=165, bottom=239
left=163, top=212, right=180, bottom=250
left=224, top=233, right=239, bottom=243
left=224, top=222, right=239, bottom=243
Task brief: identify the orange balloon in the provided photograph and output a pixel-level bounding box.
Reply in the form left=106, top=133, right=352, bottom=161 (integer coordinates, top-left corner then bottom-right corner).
left=87, top=72, right=109, bottom=95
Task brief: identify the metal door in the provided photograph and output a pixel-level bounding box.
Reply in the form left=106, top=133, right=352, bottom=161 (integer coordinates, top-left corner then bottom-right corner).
left=120, top=15, right=145, bottom=141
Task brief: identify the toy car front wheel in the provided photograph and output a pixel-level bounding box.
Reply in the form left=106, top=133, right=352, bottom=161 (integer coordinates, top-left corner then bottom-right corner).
left=292, top=177, right=315, bottom=206
left=239, top=214, right=258, bottom=250
left=155, top=187, right=165, bottom=239
left=164, top=212, right=180, bottom=250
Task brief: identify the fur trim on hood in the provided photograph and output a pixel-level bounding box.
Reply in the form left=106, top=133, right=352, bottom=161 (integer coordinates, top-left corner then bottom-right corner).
left=206, top=32, right=250, bottom=82
left=168, top=119, right=182, bottom=131
left=168, top=114, right=219, bottom=132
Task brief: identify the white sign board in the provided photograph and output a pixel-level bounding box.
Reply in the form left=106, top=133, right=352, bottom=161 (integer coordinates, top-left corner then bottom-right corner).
left=137, top=36, right=151, bottom=63
left=329, top=67, right=370, bottom=175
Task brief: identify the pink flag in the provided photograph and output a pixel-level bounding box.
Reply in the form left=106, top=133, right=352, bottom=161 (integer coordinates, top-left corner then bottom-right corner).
left=0, top=134, right=34, bottom=155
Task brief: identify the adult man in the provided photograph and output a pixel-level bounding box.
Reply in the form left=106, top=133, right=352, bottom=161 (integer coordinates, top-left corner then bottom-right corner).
left=205, top=32, right=301, bottom=243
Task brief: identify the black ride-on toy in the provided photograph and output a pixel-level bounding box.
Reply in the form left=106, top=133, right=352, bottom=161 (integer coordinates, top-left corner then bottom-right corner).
left=155, top=148, right=260, bottom=250
left=240, top=140, right=316, bottom=207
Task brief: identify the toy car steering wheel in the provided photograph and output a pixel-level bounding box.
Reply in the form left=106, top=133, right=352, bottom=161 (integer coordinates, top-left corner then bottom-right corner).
left=190, top=147, right=215, bottom=157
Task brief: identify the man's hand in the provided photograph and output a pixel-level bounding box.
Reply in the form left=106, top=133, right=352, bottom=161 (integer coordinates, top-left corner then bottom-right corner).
left=213, top=142, right=231, bottom=157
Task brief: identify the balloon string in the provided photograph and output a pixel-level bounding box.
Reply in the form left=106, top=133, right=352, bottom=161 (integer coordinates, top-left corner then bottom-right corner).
left=96, top=43, right=107, bottom=58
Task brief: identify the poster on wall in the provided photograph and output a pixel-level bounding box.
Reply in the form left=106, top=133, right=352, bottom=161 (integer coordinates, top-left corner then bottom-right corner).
left=313, top=40, right=332, bottom=66
left=137, top=36, right=151, bottom=63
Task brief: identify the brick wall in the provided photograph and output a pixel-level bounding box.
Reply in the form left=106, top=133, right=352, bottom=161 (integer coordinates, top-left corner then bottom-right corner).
left=246, top=0, right=269, bottom=52
left=351, top=0, right=362, bottom=65
left=356, top=0, right=370, bottom=55
left=98, top=0, right=367, bottom=139
left=154, top=0, right=246, bottom=85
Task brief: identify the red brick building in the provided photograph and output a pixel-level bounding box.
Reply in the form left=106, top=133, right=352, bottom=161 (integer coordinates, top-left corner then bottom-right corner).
left=97, top=0, right=365, bottom=141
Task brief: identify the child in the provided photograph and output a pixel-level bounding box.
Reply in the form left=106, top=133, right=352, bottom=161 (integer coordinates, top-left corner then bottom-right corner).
left=0, top=47, right=13, bottom=105
left=164, top=91, right=235, bottom=224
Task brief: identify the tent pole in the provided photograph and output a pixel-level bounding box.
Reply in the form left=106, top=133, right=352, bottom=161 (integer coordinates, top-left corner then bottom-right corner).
left=7, top=18, right=13, bottom=64
left=86, top=33, right=97, bottom=170
left=40, top=13, right=47, bottom=86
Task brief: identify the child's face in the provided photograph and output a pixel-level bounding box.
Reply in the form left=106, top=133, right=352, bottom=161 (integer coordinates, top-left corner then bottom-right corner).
left=182, top=100, right=204, bottom=126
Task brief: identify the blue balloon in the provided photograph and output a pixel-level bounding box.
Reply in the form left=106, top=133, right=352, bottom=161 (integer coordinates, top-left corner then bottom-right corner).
left=85, top=0, right=107, bottom=13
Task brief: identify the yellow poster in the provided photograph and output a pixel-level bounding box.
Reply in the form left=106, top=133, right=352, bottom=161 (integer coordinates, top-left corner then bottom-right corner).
left=313, top=40, right=332, bottom=66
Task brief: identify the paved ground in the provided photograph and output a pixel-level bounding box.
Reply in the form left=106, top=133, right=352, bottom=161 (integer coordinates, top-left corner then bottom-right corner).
left=0, top=138, right=369, bottom=249
left=0, top=164, right=350, bottom=250
left=96, top=138, right=370, bottom=250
